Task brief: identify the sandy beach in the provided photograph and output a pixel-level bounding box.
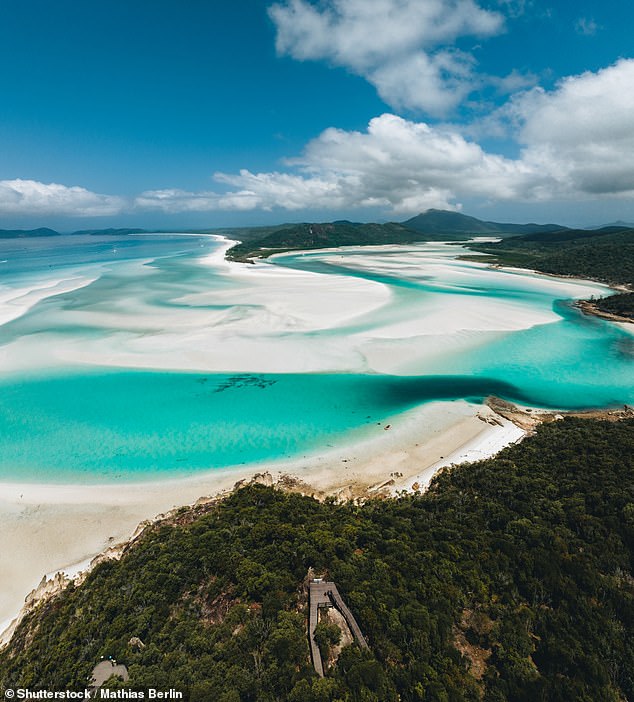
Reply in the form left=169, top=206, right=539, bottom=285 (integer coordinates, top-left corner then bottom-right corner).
left=0, top=399, right=525, bottom=642
left=0, top=236, right=628, bottom=645
left=0, top=238, right=613, bottom=377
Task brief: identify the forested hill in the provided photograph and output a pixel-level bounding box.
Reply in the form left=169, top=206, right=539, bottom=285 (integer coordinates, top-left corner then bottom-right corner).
left=0, top=227, right=60, bottom=238
left=225, top=221, right=424, bottom=261
left=224, top=212, right=573, bottom=262
left=467, top=227, right=634, bottom=319
left=402, top=209, right=568, bottom=236
left=2, top=418, right=633, bottom=701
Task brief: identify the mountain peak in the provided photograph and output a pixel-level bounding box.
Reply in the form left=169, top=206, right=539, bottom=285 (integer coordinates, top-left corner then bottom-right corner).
left=403, top=210, right=568, bottom=236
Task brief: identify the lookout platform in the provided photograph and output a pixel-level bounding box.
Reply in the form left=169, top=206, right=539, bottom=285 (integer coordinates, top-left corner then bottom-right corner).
left=308, top=578, right=368, bottom=677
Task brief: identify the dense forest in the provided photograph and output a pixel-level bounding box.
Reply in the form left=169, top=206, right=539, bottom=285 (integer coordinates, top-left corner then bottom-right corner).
left=467, top=228, right=634, bottom=319
left=224, top=221, right=426, bottom=261
left=402, top=210, right=567, bottom=237
left=222, top=210, right=572, bottom=262
left=1, top=418, right=633, bottom=701
left=592, top=291, right=634, bottom=319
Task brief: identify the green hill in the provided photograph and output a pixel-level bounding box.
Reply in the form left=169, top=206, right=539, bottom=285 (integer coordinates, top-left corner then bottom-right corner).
left=403, top=210, right=568, bottom=237
left=2, top=418, right=633, bottom=701
left=225, top=221, right=423, bottom=261
left=467, top=227, right=634, bottom=320
left=512, top=225, right=629, bottom=244
left=467, top=227, right=634, bottom=283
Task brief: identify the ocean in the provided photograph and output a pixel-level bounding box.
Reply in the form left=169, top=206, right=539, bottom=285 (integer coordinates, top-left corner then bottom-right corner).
left=0, top=233, right=631, bottom=483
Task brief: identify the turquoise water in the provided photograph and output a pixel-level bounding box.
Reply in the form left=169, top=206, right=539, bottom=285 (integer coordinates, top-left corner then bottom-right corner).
left=0, top=370, right=528, bottom=483
left=0, top=235, right=632, bottom=483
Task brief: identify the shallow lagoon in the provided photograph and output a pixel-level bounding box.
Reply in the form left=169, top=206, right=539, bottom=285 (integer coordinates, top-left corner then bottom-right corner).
left=0, top=234, right=631, bottom=483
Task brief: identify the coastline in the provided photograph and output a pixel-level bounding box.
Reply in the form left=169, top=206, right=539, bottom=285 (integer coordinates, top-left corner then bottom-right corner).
left=1, top=236, right=631, bottom=647
left=466, top=254, right=634, bottom=332
left=575, top=298, right=634, bottom=328
left=0, top=399, right=526, bottom=644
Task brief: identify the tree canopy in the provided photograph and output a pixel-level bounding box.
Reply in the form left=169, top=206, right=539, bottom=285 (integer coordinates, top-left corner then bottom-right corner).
left=1, top=418, right=633, bottom=701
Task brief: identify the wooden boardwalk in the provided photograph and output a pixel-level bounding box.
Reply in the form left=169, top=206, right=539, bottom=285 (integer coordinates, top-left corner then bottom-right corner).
left=308, top=579, right=368, bottom=677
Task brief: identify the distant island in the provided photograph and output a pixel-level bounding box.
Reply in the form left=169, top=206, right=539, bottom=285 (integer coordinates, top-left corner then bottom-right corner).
left=3, top=210, right=632, bottom=320
left=219, top=211, right=634, bottom=321
left=0, top=227, right=60, bottom=238
left=402, top=209, right=569, bottom=237
left=224, top=221, right=423, bottom=261
left=0, top=227, right=148, bottom=239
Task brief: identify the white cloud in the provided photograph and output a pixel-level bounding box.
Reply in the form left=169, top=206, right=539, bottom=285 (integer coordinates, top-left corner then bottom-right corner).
left=489, top=69, right=537, bottom=94
left=268, top=0, right=504, bottom=115
left=0, top=179, right=125, bottom=217
left=134, top=59, right=634, bottom=216
left=495, top=0, right=529, bottom=19
left=295, top=113, right=539, bottom=207
left=514, top=59, right=634, bottom=197
left=135, top=174, right=350, bottom=213
left=135, top=188, right=227, bottom=213
left=370, top=50, right=477, bottom=114
left=137, top=114, right=538, bottom=215
left=13, top=63, right=625, bottom=222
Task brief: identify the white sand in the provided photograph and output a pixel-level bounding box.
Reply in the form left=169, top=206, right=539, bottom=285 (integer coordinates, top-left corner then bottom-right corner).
left=0, top=273, right=99, bottom=326
left=0, top=400, right=524, bottom=640
left=0, top=240, right=612, bottom=377
left=392, top=416, right=525, bottom=493
left=0, top=238, right=613, bottom=642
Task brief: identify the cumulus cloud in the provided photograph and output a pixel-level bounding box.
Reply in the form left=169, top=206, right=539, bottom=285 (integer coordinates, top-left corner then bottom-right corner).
left=135, top=174, right=350, bottom=213
left=295, top=113, right=540, bottom=208
left=0, top=179, right=124, bottom=217
left=512, top=59, right=634, bottom=198
left=137, top=114, right=540, bottom=215
left=135, top=59, right=634, bottom=216
left=495, top=0, right=529, bottom=19
left=268, top=0, right=504, bottom=115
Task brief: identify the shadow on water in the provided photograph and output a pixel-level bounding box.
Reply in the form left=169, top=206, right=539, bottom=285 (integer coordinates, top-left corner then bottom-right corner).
left=373, top=375, right=534, bottom=407
left=360, top=373, right=628, bottom=411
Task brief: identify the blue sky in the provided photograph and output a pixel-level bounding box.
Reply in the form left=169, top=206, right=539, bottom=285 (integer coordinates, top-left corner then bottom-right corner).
left=1, top=0, right=634, bottom=229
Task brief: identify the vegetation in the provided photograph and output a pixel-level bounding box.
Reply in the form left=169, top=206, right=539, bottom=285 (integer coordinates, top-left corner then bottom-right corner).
left=592, top=291, right=634, bottom=320
left=224, top=221, right=426, bottom=262
left=403, top=210, right=567, bottom=237
left=1, top=418, right=633, bottom=701
left=222, top=215, right=634, bottom=314
left=224, top=211, right=576, bottom=263
left=467, top=227, right=634, bottom=320
left=313, top=622, right=342, bottom=663
left=467, top=227, right=634, bottom=285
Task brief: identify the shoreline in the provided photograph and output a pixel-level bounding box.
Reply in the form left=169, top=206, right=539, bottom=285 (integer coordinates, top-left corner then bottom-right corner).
left=460, top=251, right=634, bottom=332
left=2, top=237, right=632, bottom=647
left=0, top=399, right=526, bottom=645
left=575, top=298, right=633, bottom=328
left=4, top=397, right=630, bottom=647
